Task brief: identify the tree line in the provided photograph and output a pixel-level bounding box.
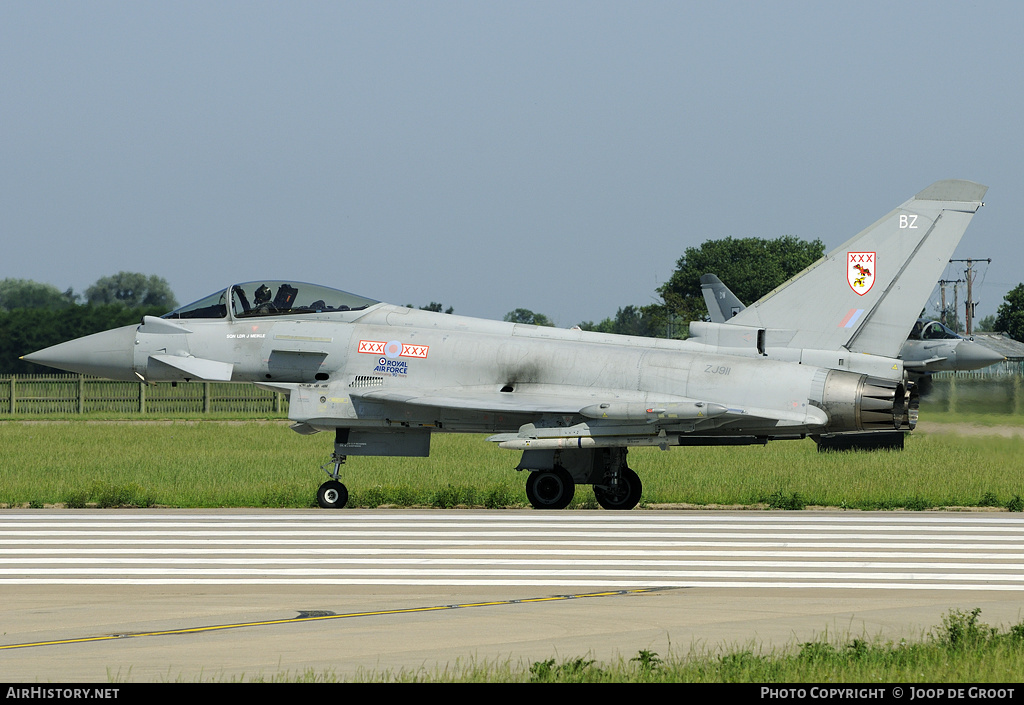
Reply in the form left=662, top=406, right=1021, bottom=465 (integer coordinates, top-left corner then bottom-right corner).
left=411, top=236, right=825, bottom=338
left=993, top=284, right=1024, bottom=342
left=1, top=272, right=177, bottom=374
left=521, top=235, right=825, bottom=338
left=508, top=236, right=1024, bottom=348
left=1, top=272, right=178, bottom=311
left=1, top=304, right=169, bottom=374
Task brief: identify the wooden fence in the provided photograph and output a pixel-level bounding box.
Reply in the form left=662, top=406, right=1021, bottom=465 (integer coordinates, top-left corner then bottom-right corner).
left=931, top=359, right=1024, bottom=378
left=0, top=375, right=286, bottom=415
left=926, top=364, right=1023, bottom=415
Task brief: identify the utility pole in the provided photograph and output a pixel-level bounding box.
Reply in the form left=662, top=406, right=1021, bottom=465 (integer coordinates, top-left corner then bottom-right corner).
left=954, top=282, right=959, bottom=333
left=949, top=258, right=991, bottom=335
left=937, top=279, right=963, bottom=327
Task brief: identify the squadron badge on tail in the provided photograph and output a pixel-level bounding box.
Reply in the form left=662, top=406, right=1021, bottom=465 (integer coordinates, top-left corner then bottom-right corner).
left=847, top=252, right=875, bottom=295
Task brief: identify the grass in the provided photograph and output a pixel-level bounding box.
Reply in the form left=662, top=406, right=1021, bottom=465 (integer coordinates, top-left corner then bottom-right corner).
left=636, top=431, right=1024, bottom=510
left=224, top=608, right=1024, bottom=682
left=1, top=412, right=1023, bottom=509
left=920, top=410, right=1024, bottom=427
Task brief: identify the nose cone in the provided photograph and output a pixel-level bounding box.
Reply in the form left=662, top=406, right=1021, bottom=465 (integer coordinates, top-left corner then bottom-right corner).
left=954, top=340, right=1006, bottom=371
left=22, top=324, right=139, bottom=381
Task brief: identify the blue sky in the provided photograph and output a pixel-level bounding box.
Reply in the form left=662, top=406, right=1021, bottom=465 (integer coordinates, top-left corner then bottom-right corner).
left=2, top=1, right=1020, bottom=327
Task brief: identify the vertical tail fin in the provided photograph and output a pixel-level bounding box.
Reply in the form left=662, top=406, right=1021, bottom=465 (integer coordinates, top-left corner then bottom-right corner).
left=728, top=180, right=987, bottom=357
left=700, top=274, right=746, bottom=323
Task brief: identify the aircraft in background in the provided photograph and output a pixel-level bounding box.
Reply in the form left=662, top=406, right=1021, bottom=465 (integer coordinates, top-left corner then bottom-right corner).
left=24, top=180, right=987, bottom=509
left=700, top=276, right=1005, bottom=389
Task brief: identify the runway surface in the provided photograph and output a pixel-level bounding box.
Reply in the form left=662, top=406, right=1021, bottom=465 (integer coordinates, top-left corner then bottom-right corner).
left=4, top=509, right=1024, bottom=681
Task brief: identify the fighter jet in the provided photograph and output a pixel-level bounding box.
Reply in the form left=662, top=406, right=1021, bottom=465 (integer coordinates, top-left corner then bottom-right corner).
left=24, top=180, right=987, bottom=509
left=700, top=278, right=1005, bottom=379
left=903, top=318, right=1004, bottom=375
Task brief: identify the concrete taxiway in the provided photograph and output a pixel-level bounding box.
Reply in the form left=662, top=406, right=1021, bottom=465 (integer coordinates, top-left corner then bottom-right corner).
left=3, top=509, right=1024, bottom=681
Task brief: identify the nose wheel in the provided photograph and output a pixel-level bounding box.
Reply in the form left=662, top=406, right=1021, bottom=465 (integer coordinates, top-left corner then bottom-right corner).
left=317, top=453, right=349, bottom=509
left=317, top=480, right=348, bottom=509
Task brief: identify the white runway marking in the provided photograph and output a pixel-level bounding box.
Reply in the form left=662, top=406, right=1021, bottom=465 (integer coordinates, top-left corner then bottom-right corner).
left=3, top=511, right=1023, bottom=589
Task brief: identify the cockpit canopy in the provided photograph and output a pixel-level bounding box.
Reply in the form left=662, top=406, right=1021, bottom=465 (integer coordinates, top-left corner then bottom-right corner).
left=163, top=281, right=379, bottom=320
left=909, top=318, right=962, bottom=341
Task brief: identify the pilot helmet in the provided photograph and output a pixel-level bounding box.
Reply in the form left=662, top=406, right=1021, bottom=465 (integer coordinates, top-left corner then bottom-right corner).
left=255, top=284, right=271, bottom=304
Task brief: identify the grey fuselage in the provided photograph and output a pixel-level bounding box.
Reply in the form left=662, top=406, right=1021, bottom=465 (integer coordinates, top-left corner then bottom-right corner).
left=43, top=290, right=907, bottom=445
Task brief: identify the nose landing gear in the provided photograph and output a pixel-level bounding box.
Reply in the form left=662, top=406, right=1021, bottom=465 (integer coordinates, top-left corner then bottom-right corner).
left=317, top=453, right=349, bottom=509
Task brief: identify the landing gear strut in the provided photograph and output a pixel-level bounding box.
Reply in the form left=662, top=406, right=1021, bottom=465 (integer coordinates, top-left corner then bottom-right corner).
left=317, top=453, right=349, bottom=509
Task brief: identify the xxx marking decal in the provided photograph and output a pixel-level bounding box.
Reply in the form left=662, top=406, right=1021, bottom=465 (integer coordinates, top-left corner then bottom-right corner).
left=358, top=340, right=430, bottom=358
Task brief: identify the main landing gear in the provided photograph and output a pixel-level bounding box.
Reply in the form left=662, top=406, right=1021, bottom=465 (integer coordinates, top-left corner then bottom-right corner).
left=593, top=467, right=643, bottom=510
left=317, top=453, right=349, bottom=509
left=312, top=446, right=644, bottom=511
left=523, top=448, right=643, bottom=511
left=525, top=466, right=575, bottom=510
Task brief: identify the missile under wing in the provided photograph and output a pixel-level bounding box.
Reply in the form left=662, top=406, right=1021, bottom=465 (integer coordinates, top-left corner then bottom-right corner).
left=23, top=180, right=988, bottom=509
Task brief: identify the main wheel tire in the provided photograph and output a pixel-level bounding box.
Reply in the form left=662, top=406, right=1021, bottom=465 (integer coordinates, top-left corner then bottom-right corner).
left=525, top=467, right=575, bottom=510
left=317, top=480, right=348, bottom=509
left=593, top=467, right=642, bottom=510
